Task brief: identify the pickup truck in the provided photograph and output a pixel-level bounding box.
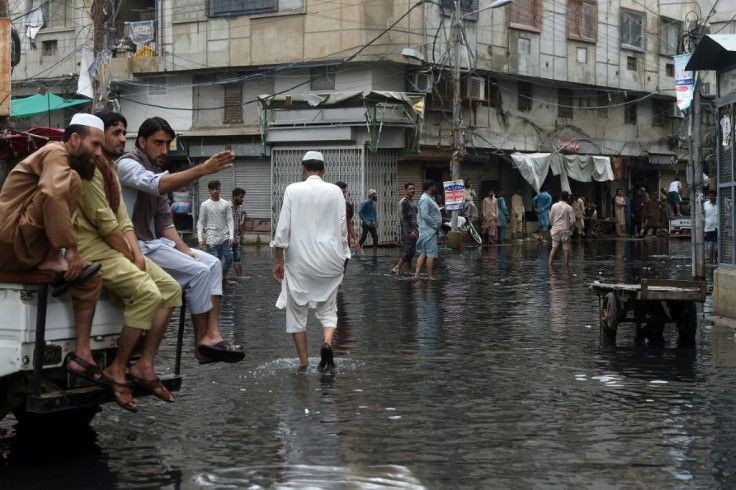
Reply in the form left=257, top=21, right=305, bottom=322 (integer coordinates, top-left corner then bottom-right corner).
left=0, top=270, right=183, bottom=431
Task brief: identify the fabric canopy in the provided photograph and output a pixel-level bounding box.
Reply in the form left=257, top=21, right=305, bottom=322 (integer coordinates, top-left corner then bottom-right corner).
left=11, top=93, right=90, bottom=120
left=0, top=127, right=64, bottom=160
left=510, top=152, right=614, bottom=193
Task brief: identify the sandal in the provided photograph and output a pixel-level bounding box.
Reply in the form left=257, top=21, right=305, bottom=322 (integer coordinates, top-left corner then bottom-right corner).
left=131, top=376, right=174, bottom=403
left=108, top=381, right=138, bottom=412
left=67, top=353, right=113, bottom=386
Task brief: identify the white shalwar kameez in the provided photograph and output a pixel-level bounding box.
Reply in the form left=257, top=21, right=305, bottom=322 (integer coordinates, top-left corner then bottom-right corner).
left=271, top=175, right=351, bottom=333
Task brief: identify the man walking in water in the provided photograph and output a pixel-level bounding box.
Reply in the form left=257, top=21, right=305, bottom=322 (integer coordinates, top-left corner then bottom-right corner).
left=272, top=151, right=350, bottom=374
left=414, top=180, right=443, bottom=280
left=533, top=185, right=552, bottom=242
left=391, top=182, right=418, bottom=274
left=548, top=191, right=576, bottom=266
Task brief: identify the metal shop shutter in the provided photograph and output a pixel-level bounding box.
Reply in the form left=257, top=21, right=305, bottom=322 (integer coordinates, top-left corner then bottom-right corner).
left=234, top=159, right=271, bottom=219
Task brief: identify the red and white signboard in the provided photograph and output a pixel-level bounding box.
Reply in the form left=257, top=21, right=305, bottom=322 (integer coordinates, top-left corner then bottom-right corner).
left=558, top=138, right=580, bottom=152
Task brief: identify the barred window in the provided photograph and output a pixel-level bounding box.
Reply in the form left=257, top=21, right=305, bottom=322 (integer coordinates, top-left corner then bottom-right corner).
left=558, top=88, right=573, bottom=118
left=660, top=17, right=681, bottom=56
left=624, top=96, right=637, bottom=124
left=518, top=82, right=532, bottom=112
left=310, top=67, right=336, bottom=91
left=210, top=0, right=275, bottom=17
left=224, top=85, right=243, bottom=124
left=441, top=0, right=480, bottom=22
left=567, top=0, right=597, bottom=43
left=621, top=9, right=645, bottom=50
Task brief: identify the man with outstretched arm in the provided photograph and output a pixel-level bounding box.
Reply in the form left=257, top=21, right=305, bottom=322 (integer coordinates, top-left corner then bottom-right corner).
left=117, top=117, right=244, bottom=364
left=0, top=113, right=104, bottom=385
left=272, top=151, right=350, bottom=374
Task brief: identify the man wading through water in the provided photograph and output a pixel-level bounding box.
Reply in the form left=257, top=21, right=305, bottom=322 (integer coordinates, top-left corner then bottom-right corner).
left=271, top=151, right=350, bottom=374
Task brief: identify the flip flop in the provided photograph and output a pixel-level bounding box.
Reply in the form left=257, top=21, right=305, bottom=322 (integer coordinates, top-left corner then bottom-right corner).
left=131, top=376, right=175, bottom=403
left=52, top=262, right=102, bottom=297
left=66, top=353, right=113, bottom=386
left=197, top=341, right=245, bottom=364
left=108, top=381, right=138, bottom=412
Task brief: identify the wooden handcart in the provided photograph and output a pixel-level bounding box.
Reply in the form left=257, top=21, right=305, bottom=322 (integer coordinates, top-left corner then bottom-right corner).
left=589, top=279, right=707, bottom=345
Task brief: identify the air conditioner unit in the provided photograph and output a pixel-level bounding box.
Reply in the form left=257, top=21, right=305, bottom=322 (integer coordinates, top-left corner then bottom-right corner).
left=668, top=102, right=684, bottom=118
left=466, top=76, right=487, bottom=101
left=410, top=72, right=433, bottom=93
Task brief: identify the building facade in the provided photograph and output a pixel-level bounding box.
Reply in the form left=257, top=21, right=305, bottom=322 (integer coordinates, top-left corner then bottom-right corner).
left=8, top=0, right=719, bottom=240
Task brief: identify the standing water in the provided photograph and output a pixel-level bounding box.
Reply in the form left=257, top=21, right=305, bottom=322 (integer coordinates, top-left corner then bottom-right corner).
left=2, top=238, right=735, bottom=488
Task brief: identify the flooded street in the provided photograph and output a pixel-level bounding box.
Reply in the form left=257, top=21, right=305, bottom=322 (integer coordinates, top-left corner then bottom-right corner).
left=3, top=238, right=736, bottom=488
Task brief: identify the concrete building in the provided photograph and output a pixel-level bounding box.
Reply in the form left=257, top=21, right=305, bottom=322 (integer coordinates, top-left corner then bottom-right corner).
left=7, top=0, right=719, bottom=240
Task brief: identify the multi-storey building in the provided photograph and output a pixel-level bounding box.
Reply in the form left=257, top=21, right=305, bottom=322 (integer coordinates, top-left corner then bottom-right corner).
left=8, top=0, right=718, bottom=240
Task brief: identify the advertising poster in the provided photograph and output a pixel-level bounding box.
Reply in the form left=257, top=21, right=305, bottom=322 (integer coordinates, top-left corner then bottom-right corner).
left=443, top=179, right=465, bottom=211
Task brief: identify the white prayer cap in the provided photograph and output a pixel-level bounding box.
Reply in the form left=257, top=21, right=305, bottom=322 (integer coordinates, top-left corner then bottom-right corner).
left=70, top=113, right=104, bottom=132
left=302, top=151, right=324, bottom=162
left=368, top=189, right=377, bottom=196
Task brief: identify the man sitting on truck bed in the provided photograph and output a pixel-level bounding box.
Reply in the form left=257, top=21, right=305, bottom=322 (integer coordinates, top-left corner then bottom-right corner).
left=72, top=112, right=183, bottom=412
left=0, top=113, right=104, bottom=383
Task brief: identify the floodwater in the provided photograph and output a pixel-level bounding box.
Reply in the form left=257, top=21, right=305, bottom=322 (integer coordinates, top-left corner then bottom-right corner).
left=2, top=237, right=736, bottom=489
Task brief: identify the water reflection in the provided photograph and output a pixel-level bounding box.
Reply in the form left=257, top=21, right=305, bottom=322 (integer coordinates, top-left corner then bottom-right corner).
left=4, top=239, right=736, bottom=488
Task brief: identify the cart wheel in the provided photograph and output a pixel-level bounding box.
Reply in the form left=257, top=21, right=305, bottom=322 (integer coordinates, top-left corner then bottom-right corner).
left=592, top=222, right=604, bottom=238
left=601, top=292, right=618, bottom=336
left=677, top=301, right=698, bottom=346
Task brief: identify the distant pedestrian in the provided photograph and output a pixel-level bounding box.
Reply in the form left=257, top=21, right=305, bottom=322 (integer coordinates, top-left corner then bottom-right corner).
left=482, top=189, right=499, bottom=244
left=630, top=189, right=642, bottom=236
left=624, top=190, right=632, bottom=236
left=533, top=185, right=552, bottom=242
left=548, top=191, right=575, bottom=266
left=704, top=189, right=718, bottom=263
left=358, top=189, right=379, bottom=256
left=414, top=180, right=442, bottom=280
left=463, top=179, right=478, bottom=223
left=335, top=182, right=360, bottom=254
left=198, top=179, right=235, bottom=281
left=668, top=177, right=683, bottom=216
left=497, top=190, right=509, bottom=243
left=271, top=151, right=350, bottom=374
left=614, top=188, right=626, bottom=237
left=392, top=183, right=418, bottom=274
left=230, top=187, right=246, bottom=277
left=643, top=197, right=663, bottom=237
left=511, top=187, right=525, bottom=239
left=572, top=193, right=585, bottom=237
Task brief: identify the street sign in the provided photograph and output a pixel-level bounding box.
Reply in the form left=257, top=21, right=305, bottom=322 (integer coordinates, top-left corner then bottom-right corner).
left=443, top=179, right=465, bottom=211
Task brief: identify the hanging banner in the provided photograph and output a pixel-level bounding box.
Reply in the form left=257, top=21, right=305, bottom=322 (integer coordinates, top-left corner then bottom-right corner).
left=443, top=180, right=465, bottom=211
left=674, top=54, right=695, bottom=111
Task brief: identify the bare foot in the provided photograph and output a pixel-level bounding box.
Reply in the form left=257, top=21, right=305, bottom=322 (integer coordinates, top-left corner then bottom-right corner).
left=36, top=257, right=68, bottom=274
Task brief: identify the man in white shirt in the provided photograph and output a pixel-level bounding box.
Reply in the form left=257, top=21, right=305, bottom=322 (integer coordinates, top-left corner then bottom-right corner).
left=272, top=151, right=350, bottom=374
left=117, top=116, right=244, bottom=364
left=704, top=189, right=718, bottom=264
left=198, top=179, right=235, bottom=281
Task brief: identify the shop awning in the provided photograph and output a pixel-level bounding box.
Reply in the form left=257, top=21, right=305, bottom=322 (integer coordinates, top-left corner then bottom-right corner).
left=684, top=34, right=736, bottom=71
left=10, top=93, right=91, bottom=120
left=510, top=152, right=614, bottom=193
left=0, top=127, right=64, bottom=160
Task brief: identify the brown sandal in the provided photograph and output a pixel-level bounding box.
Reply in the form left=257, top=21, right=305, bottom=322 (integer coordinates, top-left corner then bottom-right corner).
left=131, top=376, right=174, bottom=403
left=109, top=381, right=138, bottom=412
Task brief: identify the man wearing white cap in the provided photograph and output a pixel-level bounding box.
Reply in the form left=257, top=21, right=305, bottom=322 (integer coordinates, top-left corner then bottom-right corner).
left=272, top=151, right=350, bottom=374
left=0, top=112, right=105, bottom=385
left=358, top=188, right=379, bottom=256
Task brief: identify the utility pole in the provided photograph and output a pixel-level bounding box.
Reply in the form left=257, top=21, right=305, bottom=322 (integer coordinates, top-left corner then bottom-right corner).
left=446, top=0, right=464, bottom=248
left=0, top=0, right=10, bottom=128
left=92, top=0, right=106, bottom=111
left=691, top=81, right=705, bottom=279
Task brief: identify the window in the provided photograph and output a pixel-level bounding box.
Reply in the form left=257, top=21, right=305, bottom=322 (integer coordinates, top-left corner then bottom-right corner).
left=148, top=77, right=167, bottom=95
left=624, top=96, right=637, bottom=124
left=310, top=67, right=335, bottom=91
left=567, top=0, right=597, bottom=43
left=518, top=82, right=532, bottom=112
left=224, top=85, right=243, bottom=124
left=510, top=0, right=542, bottom=32
left=666, top=63, right=675, bottom=77
left=41, top=40, right=57, bottom=57
left=576, top=47, right=587, bottom=63
left=487, top=79, right=499, bottom=108
left=597, top=92, right=609, bottom=118
left=210, top=0, right=275, bottom=17
left=660, top=17, right=681, bottom=56
left=518, top=37, right=531, bottom=54
left=652, top=99, right=669, bottom=127
left=441, top=0, right=480, bottom=22
left=558, top=89, right=573, bottom=118
left=627, top=56, right=637, bottom=71
left=621, top=9, right=645, bottom=50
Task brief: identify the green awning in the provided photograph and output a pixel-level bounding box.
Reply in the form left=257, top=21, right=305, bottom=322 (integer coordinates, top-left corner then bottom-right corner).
left=10, top=93, right=91, bottom=120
